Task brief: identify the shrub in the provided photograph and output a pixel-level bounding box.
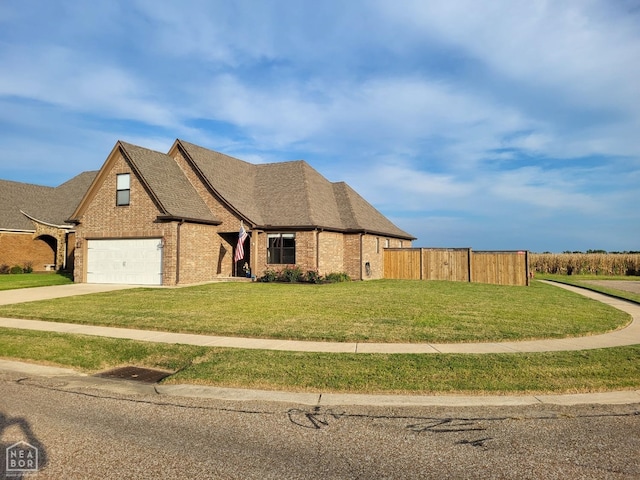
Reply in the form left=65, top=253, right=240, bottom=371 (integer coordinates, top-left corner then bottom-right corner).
left=0, top=264, right=9, bottom=275
left=260, top=268, right=350, bottom=284
left=305, top=270, right=322, bottom=284
left=260, top=269, right=279, bottom=283
left=280, top=265, right=303, bottom=283
left=10, top=265, right=24, bottom=274
left=23, top=262, right=33, bottom=274
left=324, top=272, right=351, bottom=283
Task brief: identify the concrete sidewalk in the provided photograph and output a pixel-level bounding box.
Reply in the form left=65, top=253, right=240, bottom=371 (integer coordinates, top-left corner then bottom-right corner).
left=0, top=281, right=639, bottom=354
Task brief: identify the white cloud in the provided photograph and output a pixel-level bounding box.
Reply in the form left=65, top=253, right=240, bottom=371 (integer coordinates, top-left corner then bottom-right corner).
left=1, top=0, right=639, bottom=251
left=0, top=45, right=178, bottom=128
left=377, top=0, right=640, bottom=106
left=488, top=167, right=603, bottom=213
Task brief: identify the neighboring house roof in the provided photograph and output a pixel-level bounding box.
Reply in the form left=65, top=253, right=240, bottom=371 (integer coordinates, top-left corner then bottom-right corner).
left=176, top=140, right=415, bottom=239
left=0, top=172, right=98, bottom=231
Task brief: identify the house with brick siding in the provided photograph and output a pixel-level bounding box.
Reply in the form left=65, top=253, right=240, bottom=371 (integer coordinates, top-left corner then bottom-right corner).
left=66, top=139, right=415, bottom=285
left=0, top=172, right=97, bottom=272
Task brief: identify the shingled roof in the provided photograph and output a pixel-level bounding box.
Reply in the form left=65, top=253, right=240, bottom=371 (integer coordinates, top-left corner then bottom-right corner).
left=177, top=140, right=414, bottom=239
left=6, top=139, right=413, bottom=240
left=119, top=142, right=219, bottom=224
left=0, top=172, right=97, bottom=231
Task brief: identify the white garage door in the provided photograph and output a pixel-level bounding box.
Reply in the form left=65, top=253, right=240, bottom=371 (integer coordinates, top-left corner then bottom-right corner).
left=87, top=239, right=163, bottom=285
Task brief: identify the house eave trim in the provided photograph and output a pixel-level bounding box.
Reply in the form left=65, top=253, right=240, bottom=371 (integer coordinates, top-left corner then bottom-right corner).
left=0, top=228, right=35, bottom=234
left=156, top=215, right=222, bottom=226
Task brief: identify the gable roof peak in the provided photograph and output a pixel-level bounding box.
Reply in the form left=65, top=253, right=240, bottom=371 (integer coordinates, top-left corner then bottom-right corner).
left=168, top=139, right=414, bottom=239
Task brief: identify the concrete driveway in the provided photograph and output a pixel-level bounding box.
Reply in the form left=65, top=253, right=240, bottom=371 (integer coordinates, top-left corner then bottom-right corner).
left=0, top=283, right=136, bottom=306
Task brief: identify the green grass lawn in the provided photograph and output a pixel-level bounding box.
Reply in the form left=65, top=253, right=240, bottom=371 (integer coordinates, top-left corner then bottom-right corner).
left=1, top=328, right=638, bottom=394
left=0, top=272, right=73, bottom=291
left=0, top=279, right=630, bottom=343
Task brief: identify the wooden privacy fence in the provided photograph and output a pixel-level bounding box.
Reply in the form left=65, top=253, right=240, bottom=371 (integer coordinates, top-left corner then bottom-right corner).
left=383, top=248, right=530, bottom=286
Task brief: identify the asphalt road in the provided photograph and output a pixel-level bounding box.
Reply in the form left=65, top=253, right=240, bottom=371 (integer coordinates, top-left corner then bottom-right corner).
left=1, top=372, right=639, bottom=479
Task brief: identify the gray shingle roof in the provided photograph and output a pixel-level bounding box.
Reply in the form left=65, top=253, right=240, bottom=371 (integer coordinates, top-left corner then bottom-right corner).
left=2, top=140, right=414, bottom=240
left=178, top=140, right=414, bottom=239
left=0, top=172, right=98, bottom=231
left=175, top=141, right=261, bottom=223
left=119, top=142, right=219, bottom=224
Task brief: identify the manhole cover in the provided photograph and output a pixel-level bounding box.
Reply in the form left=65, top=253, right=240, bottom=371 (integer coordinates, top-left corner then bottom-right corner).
left=95, top=366, right=172, bottom=383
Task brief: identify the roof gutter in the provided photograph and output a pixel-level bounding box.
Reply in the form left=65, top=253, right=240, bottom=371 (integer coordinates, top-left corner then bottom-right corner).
left=20, top=211, right=74, bottom=230
left=253, top=224, right=416, bottom=241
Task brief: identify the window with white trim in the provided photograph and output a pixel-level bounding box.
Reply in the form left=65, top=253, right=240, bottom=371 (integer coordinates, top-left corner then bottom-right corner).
left=116, top=173, right=130, bottom=206
left=267, top=233, right=296, bottom=264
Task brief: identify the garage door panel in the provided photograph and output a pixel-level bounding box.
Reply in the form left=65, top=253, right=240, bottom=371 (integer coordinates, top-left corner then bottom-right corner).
left=87, top=239, right=163, bottom=285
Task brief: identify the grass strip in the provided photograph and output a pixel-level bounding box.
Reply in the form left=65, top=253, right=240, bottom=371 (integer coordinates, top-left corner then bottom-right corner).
left=0, top=328, right=205, bottom=371
left=0, top=273, right=73, bottom=291
left=1, top=329, right=638, bottom=394
left=0, top=280, right=630, bottom=343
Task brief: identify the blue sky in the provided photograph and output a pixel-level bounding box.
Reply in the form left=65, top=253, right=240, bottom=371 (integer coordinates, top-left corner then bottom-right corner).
left=1, top=0, right=639, bottom=252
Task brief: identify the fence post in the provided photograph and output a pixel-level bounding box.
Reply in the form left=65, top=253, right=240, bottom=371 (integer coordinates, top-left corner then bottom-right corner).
left=468, top=248, right=473, bottom=283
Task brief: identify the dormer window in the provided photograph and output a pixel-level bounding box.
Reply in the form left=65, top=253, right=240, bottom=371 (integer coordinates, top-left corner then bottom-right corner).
left=116, top=173, right=130, bottom=206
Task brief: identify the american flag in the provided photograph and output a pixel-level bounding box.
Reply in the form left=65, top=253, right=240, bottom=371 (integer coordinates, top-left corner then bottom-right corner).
left=234, top=223, right=248, bottom=262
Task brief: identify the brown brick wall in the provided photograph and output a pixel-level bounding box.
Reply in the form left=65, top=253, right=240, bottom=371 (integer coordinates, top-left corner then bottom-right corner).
left=74, top=152, right=179, bottom=284
left=251, top=230, right=266, bottom=275
left=177, top=222, right=225, bottom=283
left=172, top=148, right=245, bottom=278
left=361, top=235, right=384, bottom=280
left=74, top=150, right=244, bottom=285
left=343, top=234, right=362, bottom=280
left=295, top=231, right=316, bottom=272
left=74, top=148, right=412, bottom=284
left=318, top=231, right=343, bottom=275
left=0, top=232, right=55, bottom=271
left=66, top=232, right=76, bottom=271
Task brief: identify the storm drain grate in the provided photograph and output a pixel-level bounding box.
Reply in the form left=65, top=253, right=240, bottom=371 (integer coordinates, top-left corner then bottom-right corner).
left=95, top=366, right=172, bottom=383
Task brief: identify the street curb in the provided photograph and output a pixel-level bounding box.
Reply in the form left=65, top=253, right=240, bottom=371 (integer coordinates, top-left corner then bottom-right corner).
left=2, top=359, right=640, bottom=407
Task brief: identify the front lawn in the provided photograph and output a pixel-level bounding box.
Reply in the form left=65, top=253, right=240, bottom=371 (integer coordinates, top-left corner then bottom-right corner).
left=0, top=280, right=630, bottom=343
left=0, top=272, right=73, bottom=291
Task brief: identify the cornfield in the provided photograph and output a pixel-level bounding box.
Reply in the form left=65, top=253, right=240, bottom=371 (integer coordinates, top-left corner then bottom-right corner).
left=530, top=253, right=640, bottom=276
